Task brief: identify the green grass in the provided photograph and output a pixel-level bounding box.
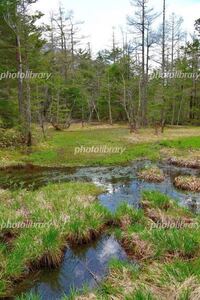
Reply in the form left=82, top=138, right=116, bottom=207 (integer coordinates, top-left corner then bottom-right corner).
left=141, top=190, right=193, bottom=219
left=1, top=188, right=200, bottom=299
left=0, top=126, right=199, bottom=168
left=146, top=228, right=200, bottom=258
left=113, top=203, right=146, bottom=226
left=130, top=191, right=200, bottom=259
left=0, top=124, right=200, bottom=299
left=159, top=136, right=200, bottom=149
left=142, top=190, right=173, bottom=210
left=24, top=129, right=159, bottom=166
left=126, top=290, right=156, bottom=300
left=0, top=182, right=111, bottom=296
left=163, top=258, right=200, bottom=283
left=91, top=191, right=200, bottom=299
left=16, top=293, right=41, bottom=300
left=95, top=227, right=200, bottom=299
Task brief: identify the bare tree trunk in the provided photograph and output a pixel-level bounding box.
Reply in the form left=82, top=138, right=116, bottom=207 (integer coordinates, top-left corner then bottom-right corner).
left=162, top=0, right=166, bottom=77
left=171, top=99, right=176, bottom=125
left=22, top=0, right=32, bottom=146
left=94, top=103, right=100, bottom=122
left=146, top=40, right=150, bottom=77
left=161, top=0, right=166, bottom=133
left=141, top=0, right=147, bottom=126
left=38, top=85, right=48, bottom=139
left=25, top=73, right=32, bottom=146
left=56, top=91, right=60, bottom=124
left=177, top=86, right=184, bottom=125
left=81, top=103, right=85, bottom=127
left=171, top=13, right=175, bottom=71
left=122, top=74, right=130, bottom=123
left=107, top=73, right=113, bottom=125
left=16, top=34, right=24, bottom=117
left=112, top=27, right=116, bottom=63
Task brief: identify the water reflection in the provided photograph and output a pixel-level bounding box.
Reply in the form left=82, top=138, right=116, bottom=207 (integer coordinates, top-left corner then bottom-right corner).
left=14, top=235, right=128, bottom=299
left=0, top=161, right=199, bottom=212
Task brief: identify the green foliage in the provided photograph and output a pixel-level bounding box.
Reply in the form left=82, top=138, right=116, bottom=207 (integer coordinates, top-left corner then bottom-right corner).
left=0, top=128, right=22, bottom=148
left=159, top=136, right=200, bottom=149
left=16, top=293, right=41, bottom=300
left=149, top=228, right=200, bottom=258
left=142, top=190, right=173, bottom=210
left=114, top=203, right=146, bottom=226
left=0, top=182, right=110, bottom=295
left=126, top=290, right=155, bottom=300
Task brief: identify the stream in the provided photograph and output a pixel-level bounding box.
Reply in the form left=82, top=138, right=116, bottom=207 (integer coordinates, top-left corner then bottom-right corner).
left=0, top=160, right=199, bottom=299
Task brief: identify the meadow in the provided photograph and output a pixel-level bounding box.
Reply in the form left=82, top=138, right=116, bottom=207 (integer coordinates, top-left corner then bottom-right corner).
left=0, top=124, right=200, bottom=299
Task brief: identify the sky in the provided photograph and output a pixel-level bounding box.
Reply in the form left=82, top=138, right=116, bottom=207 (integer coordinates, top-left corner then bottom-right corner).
left=32, top=0, right=200, bottom=54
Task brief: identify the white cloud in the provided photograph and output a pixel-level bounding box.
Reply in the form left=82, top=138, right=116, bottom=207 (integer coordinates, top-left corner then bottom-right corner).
left=32, top=0, right=200, bottom=54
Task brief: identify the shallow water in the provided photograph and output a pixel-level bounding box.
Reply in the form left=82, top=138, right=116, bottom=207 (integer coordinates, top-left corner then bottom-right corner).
left=12, top=235, right=129, bottom=299
left=0, top=160, right=199, bottom=212
left=1, top=161, right=200, bottom=298
left=99, top=162, right=200, bottom=212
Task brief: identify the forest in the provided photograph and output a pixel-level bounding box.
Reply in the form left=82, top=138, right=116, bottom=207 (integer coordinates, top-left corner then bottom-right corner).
left=0, top=0, right=199, bottom=145
left=0, top=0, right=200, bottom=299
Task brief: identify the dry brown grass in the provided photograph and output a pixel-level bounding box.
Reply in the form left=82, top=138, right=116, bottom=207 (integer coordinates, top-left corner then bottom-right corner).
left=174, top=176, right=200, bottom=192
left=53, top=123, right=127, bottom=132
left=121, top=233, right=154, bottom=261
left=145, top=208, right=194, bottom=228
left=168, top=157, right=200, bottom=169
left=47, top=123, right=200, bottom=143
left=126, top=126, right=200, bottom=144
left=105, top=262, right=200, bottom=300
left=75, top=294, right=97, bottom=300
left=138, top=167, right=165, bottom=183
